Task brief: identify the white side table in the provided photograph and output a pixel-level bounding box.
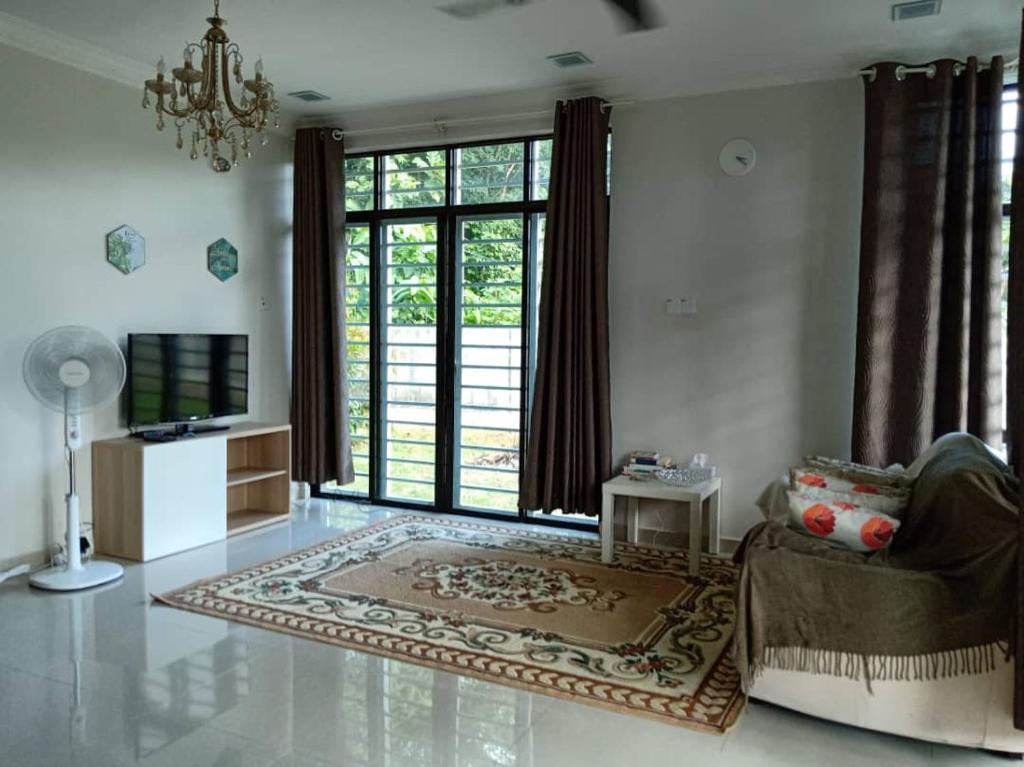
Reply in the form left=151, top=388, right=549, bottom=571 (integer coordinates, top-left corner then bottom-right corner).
left=600, top=474, right=721, bottom=575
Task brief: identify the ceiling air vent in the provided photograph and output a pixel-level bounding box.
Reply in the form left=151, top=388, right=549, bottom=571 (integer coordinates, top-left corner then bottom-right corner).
left=891, top=0, right=941, bottom=21
left=287, top=90, right=331, bottom=103
left=547, top=51, right=593, bottom=68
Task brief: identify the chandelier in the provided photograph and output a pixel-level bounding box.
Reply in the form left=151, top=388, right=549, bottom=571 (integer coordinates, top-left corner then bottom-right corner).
left=142, top=0, right=279, bottom=172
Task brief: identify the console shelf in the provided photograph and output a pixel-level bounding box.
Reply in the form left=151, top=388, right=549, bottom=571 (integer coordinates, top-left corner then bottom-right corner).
left=93, top=422, right=292, bottom=561
left=226, top=467, right=289, bottom=487
left=227, top=508, right=288, bottom=535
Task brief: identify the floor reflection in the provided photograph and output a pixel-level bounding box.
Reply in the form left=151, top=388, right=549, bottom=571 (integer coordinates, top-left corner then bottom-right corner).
left=119, top=629, right=536, bottom=766
left=51, top=500, right=538, bottom=766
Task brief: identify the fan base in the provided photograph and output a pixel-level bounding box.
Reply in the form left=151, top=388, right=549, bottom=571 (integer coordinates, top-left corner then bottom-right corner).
left=29, top=561, right=124, bottom=592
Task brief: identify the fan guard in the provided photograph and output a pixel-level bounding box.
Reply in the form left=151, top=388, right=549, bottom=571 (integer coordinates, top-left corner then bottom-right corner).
left=23, top=326, right=126, bottom=414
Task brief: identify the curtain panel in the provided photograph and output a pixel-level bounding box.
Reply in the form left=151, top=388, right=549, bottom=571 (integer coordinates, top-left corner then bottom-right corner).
left=1009, top=11, right=1024, bottom=733
left=519, top=97, right=613, bottom=517
left=852, top=58, right=1005, bottom=469
left=291, top=127, right=355, bottom=486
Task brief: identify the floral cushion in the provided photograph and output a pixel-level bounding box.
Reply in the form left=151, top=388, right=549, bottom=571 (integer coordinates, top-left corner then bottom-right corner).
left=786, top=491, right=901, bottom=552
left=790, top=467, right=910, bottom=518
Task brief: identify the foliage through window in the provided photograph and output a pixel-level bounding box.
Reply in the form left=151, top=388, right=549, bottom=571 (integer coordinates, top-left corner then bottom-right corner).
left=385, top=150, right=446, bottom=209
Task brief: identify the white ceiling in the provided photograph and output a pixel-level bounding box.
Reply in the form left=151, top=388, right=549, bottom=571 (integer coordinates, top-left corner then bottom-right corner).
left=0, top=0, right=1019, bottom=118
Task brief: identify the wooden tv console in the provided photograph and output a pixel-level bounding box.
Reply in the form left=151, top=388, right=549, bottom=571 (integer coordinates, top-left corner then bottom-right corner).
left=92, top=422, right=291, bottom=562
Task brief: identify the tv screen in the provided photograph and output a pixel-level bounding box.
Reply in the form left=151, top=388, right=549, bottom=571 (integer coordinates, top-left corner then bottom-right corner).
left=128, top=334, right=248, bottom=426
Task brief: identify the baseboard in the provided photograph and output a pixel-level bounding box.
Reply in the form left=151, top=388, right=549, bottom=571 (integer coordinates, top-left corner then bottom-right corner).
left=0, top=549, right=49, bottom=575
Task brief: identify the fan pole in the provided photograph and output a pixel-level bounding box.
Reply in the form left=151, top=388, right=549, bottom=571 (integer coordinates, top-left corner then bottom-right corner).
left=66, top=450, right=82, bottom=573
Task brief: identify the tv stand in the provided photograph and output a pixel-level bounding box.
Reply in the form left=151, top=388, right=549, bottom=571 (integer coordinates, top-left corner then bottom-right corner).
left=93, top=422, right=292, bottom=561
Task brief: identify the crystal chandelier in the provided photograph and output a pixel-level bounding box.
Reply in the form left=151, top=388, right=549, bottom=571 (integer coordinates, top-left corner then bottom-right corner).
left=142, top=0, right=279, bottom=172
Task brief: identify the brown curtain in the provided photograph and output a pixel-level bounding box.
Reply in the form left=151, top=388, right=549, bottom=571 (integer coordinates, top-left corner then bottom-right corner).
left=852, top=58, right=1005, bottom=468
left=1009, top=12, right=1024, bottom=733
left=519, top=97, right=612, bottom=516
left=291, top=127, right=354, bottom=485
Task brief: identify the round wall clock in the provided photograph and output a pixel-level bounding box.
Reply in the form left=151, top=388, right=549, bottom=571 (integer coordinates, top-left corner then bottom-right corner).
left=719, top=139, right=757, bottom=177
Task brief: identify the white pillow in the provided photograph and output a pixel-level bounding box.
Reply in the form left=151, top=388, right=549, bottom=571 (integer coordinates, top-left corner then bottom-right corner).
left=786, top=491, right=901, bottom=553
left=790, top=467, right=910, bottom=518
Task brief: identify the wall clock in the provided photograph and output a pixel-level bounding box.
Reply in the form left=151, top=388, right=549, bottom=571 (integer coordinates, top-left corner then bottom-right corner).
left=719, top=139, right=757, bottom=177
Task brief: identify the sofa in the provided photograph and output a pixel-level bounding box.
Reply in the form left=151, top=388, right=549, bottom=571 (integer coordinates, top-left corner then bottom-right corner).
left=736, top=433, right=1021, bottom=753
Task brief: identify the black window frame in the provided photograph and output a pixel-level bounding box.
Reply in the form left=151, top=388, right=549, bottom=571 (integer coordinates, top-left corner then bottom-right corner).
left=316, top=133, right=600, bottom=532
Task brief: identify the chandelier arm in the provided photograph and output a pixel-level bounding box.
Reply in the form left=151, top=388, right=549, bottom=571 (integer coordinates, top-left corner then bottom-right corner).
left=218, top=46, right=261, bottom=121
left=156, top=94, right=194, bottom=120
left=160, top=104, right=195, bottom=121
left=183, top=80, right=208, bottom=112
left=187, top=41, right=218, bottom=112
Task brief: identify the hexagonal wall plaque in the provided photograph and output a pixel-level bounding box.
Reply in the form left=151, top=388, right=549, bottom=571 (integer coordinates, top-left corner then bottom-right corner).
left=106, top=225, right=145, bottom=274
left=207, top=238, right=238, bottom=282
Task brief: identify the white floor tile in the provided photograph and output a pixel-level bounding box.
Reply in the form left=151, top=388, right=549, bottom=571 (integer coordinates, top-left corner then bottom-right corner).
left=0, top=499, right=1014, bottom=767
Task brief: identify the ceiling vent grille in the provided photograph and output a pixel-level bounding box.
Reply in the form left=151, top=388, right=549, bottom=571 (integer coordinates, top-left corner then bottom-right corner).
left=287, top=90, right=331, bottom=103
left=892, top=0, right=941, bottom=21
left=547, top=51, right=593, bottom=68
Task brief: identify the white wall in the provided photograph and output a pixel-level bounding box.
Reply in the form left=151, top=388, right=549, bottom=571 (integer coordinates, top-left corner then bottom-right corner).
left=608, top=79, right=864, bottom=540
left=0, top=44, right=292, bottom=567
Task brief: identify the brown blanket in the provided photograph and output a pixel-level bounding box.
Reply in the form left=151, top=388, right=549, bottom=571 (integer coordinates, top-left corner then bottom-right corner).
left=733, top=437, right=1018, bottom=719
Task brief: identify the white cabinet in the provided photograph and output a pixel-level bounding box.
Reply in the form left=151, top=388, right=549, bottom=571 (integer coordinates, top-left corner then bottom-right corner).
left=140, top=437, right=226, bottom=560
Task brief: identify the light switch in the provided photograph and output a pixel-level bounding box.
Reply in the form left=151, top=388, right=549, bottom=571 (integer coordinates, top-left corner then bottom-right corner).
left=666, top=297, right=697, bottom=316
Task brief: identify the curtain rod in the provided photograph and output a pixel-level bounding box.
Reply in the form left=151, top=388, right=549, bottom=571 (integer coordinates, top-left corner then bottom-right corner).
left=324, top=98, right=634, bottom=140
left=858, top=57, right=1019, bottom=81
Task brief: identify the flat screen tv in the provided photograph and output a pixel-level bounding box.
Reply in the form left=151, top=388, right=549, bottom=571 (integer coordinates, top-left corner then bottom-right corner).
left=127, top=333, right=248, bottom=427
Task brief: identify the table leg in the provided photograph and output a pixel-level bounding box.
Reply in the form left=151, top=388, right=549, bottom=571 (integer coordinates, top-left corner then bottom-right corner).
left=689, top=498, right=701, bottom=577
left=626, top=497, right=640, bottom=544
left=708, top=487, right=721, bottom=555
left=601, top=489, right=615, bottom=564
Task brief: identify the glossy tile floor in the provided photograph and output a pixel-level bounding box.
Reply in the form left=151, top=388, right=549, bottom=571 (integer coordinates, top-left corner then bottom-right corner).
left=0, top=499, right=1014, bottom=767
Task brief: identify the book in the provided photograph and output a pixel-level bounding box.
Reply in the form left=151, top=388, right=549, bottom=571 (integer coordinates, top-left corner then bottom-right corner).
left=625, top=462, right=660, bottom=474
left=629, top=450, right=660, bottom=465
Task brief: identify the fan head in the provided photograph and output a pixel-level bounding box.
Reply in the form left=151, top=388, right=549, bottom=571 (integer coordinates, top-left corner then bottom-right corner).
left=23, top=326, right=126, bottom=414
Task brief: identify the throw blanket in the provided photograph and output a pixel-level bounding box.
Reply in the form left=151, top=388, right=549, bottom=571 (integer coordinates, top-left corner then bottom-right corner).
left=733, top=436, right=1019, bottom=719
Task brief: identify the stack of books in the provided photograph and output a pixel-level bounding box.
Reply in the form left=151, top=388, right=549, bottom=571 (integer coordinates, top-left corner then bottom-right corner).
left=623, top=450, right=662, bottom=479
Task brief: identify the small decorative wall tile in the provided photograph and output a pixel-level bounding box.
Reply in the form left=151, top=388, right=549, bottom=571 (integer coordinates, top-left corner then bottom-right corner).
left=207, top=238, right=238, bottom=282
left=106, top=225, right=145, bottom=274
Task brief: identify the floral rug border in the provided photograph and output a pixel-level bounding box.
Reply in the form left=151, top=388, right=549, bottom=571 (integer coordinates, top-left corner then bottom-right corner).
left=155, top=514, right=745, bottom=734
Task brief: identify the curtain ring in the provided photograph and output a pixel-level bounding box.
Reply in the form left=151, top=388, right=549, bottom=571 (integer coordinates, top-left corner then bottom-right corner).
left=953, top=63, right=965, bottom=77
left=330, top=128, right=344, bottom=142
left=864, top=68, right=877, bottom=83
left=895, top=65, right=907, bottom=81
left=925, top=64, right=937, bottom=79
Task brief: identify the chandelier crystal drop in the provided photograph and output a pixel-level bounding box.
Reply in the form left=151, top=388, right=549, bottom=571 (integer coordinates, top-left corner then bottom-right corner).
left=142, top=0, right=278, bottom=173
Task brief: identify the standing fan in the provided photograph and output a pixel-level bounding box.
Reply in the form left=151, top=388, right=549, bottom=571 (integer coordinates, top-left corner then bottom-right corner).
left=23, top=326, right=126, bottom=591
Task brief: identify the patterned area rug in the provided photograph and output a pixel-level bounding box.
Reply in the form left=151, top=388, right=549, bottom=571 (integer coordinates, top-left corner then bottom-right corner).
left=157, top=515, right=745, bottom=733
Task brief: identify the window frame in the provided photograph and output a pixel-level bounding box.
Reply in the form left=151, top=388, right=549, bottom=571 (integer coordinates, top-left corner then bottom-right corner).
left=318, top=133, right=600, bottom=532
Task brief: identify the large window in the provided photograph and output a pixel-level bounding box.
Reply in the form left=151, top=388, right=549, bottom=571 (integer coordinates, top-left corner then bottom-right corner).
left=324, top=136, right=607, bottom=527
